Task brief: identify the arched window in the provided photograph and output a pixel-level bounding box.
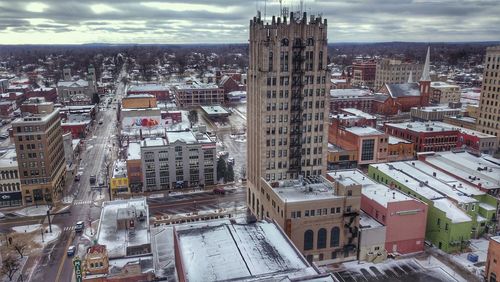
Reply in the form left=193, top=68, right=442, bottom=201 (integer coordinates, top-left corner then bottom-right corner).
left=304, top=230, right=314, bottom=250
left=317, top=228, right=327, bottom=249
left=281, top=38, right=289, bottom=46
left=307, top=38, right=314, bottom=46
left=330, top=227, right=340, bottom=247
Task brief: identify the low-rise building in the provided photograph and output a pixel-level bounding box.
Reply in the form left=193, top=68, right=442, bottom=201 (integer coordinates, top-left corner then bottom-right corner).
left=329, top=89, right=374, bottom=114
left=127, top=84, right=170, bottom=101
left=141, top=130, right=216, bottom=191
left=126, top=142, right=142, bottom=193
left=486, top=236, right=500, bottom=282
left=387, top=136, right=415, bottom=162
left=174, top=81, right=224, bottom=108
left=384, top=122, right=459, bottom=152
left=0, top=149, right=22, bottom=207
left=430, top=82, right=461, bottom=104
left=26, top=87, right=58, bottom=102
left=327, top=143, right=357, bottom=170
left=329, top=170, right=428, bottom=255
left=110, top=160, right=129, bottom=198
left=456, top=127, right=498, bottom=155
left=410, top=105, right=464, bottom=122
left=329, top=122, right=388, bottom=165
left=19, top=97, right=55, bottom=115
left=255, top=176, right=361, bottom=264
left=121, top=94, right=157, bottom=109
left=358, top=211, right=387, bottom=263
left=368, top=161, right=498, bottom=253
left=172, top=218, right=335, bottom=281
left=443, top=115, right=477, bottom=130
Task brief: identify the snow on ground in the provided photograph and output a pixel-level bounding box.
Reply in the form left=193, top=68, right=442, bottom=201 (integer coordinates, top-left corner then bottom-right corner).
left=415, top=255, right=468, bottom=282
left=14, top=205, right=50, bottom=216
left=94, top=193, right=105, bottom=201
left=450, top=238, right=489, bottom=278
left=86, top=145, right=94, bottom=151
left=148, top=193, right=164, bottom=199
left=0, top=211, right=4, bottom=218
left=62, top=195, right=74, bottom=204
left=168, top=189, right=207, bottom=197
left=33, top=225, right=62, bottom=246
left=12, top=224, right=41, bottom=233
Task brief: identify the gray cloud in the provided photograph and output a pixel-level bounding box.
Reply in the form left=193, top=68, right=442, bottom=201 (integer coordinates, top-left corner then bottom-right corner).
left=0, top=0, right=498, bottom=43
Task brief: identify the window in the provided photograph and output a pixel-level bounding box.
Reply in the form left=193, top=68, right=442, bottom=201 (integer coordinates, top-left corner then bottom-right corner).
left=330, top=227, right=340, bottom=247
left=317, top=228, right=327, bottom=249
left=304, top=230, right=314, bottom=250
left=361, top=139, right=375, bottom=161
left=437, top=218, right=440, bottom=226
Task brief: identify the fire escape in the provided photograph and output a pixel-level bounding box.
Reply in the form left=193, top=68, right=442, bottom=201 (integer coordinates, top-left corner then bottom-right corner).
left=343, top=208, right=359, bottom=253
left=288, top=39, right=305, bottom=177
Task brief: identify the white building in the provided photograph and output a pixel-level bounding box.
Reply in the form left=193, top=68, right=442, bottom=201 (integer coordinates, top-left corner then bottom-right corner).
left=430, top=81, right=461, bottom=104
left=141, top=130, right=216, bottom=191
left=0, top=149, right=22, bottom=207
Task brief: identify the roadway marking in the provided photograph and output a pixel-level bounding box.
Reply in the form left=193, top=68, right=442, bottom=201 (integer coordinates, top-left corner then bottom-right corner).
left=73, top=200, right=92, bottom=205
left=63, top=226, right=76, bottom=231
left=55, top=231, right=75, bottom=281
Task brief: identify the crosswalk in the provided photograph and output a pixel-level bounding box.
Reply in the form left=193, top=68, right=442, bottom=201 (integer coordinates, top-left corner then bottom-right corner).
left=73, top=200, right=92, bottom=205
left=63, top=226, right=76, bottom=232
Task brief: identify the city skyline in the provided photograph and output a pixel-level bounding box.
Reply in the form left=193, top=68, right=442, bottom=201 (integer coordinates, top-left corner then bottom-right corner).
left=0, top=0, right=499, bottom=44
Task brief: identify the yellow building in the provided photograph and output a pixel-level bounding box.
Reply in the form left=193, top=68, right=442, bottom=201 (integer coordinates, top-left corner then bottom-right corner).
left=121, top=94, right=157, bottom=109
left=387, top=136, right=415, bottom=162
left=83, top=245, right=109, bottom=276
left=110, top=160, right=130, bottom=198
left=327, top=144, right=357, bottom=170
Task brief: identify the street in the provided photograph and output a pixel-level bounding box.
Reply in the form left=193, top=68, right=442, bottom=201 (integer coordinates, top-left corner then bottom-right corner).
left=24, top=67, right=127, bottom=282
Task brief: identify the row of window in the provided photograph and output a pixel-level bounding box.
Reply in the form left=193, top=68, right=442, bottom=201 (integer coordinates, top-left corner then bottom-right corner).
left=0, top=170, right=18, bottom=180
left=0, top=183, right=20, bottom=192
left=304, top=228, right=341, bottom=250
left=292, top=207, right=343, bottom=219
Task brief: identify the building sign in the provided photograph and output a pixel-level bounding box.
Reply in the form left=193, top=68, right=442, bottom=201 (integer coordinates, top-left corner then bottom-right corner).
left=122, top=116, right=161, bottom=129
left=73, top=257, right=83, bottom=282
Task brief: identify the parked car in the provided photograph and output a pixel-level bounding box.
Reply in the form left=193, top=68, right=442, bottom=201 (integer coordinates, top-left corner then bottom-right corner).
left=67, top=245, right=76, bottom=256
left=213, top=188, right=226, bottom=195
left=0, top=133, right=9, bottom=140
left=75, top=221, right=84, bottom=233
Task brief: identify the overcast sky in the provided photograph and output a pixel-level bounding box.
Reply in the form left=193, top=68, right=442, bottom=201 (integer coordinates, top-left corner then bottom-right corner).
left=0, top=0, right=499, bottom=44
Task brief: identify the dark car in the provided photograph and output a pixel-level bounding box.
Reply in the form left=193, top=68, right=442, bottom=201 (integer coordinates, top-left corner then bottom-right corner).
left=213, top=188, right=226, bottom=195
left=75, top=221, right=84, bottom=233
left=67, top=245, right=76, bottom=256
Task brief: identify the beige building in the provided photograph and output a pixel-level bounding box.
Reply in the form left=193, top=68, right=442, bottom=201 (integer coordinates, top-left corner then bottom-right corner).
left=256, top=175, right=361, bottom=264
left=247, top=12, right=329, bottom=190
left=374, top=59, right=423, bottom=90
left=477, top=46, right=500, bottom=151
left=12, top=109, right=66, bottom=205
left=430, top=81, right=461, bottom=104
left=0, top=149, right=22, bottom=207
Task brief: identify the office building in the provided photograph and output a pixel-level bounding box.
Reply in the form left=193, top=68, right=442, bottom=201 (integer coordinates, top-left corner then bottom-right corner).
left=375, top=58, right=423, bottom=90
left=12, top=109, right=66, bottom=205
left=477, top=46, right=500, bottom=150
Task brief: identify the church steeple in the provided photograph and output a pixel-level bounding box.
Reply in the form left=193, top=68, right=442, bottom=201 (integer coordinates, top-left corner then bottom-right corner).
left=420, top=46, right=431, bottom=81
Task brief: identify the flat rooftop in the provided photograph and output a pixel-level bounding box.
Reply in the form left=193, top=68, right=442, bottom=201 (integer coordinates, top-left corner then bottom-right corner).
left=388, top=136, right=412, bottom=145
left=269, top=176, right=343, bottom=203
left=97, top=198, right=150, bottom=258
left=127, top=142, right=141, bottom=160
left=200, top=105, right=230, bottom=116
left=0, top=148, right=17, bottom=168
left=330, top=88, right=372, bottom=98
left=423, top=151, right=500, bottom=190
left=411, top=105, right=462, bottom=113
left=128, top=84, right=169, bottom=92
left=374, top=161, right=483, bottom=204
left=112, top=160, right=127, bottom=178
left=175, top=82, right=219, bottom=90
left=341, top=108, right=376, bottom=120
left=141, top=137, right=167, bottom=147
left=175, top=219, right=323, bottom=281
left=165, top=131, right=214, bottom=144
left=385, top=121, right=459, bottom=133
left=346, top=126, right=385, bottom=136
left=359, top=211, right=384, bottom=229
left=328, top=170, right=414, bottom=208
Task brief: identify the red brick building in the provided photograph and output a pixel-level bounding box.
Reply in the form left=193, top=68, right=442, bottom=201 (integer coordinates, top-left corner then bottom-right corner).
left=127, top=84, right=170, bottom=101
left=352, top=60, right=376, bottom=88
left=373, top=47, right=432, bottom=116
left=384, top=122, right=459, bottom=152
left=329, top=89, right=374, bottom=114
left=0, top=101, right=16, bottom=118
left=26, top=87, right=58, bottom=102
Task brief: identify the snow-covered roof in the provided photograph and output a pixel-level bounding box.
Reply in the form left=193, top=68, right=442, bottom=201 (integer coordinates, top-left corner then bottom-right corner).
left=97, top=198, right=150, bottom=259
left=270, top=176, right=343, bottom=203
left=346, top=126, right=385, bottom=136
left=166, top=131, right=215, bottom=145
left=112, top=160, right=127, bottom=178
left=175, top=219, right=321, bottom=281
left=423, top=151, right=500, bottom=190
left=388, top=136, right=412, bottom=145
left=330, top=88, right=372, bottom=98
left=385, top=121, right=459, bottom=133
left=57, top=79, right=89, bottom=88
left=0, top=148, right=17, bottom=168
left=329, top=170, right=415, bottom=208
left=128, top=84, right=169, bottom=92
left=141, top=138, right=167, bottom=147
left=359, top=211, right=384, bottom=229
left=341, top=108, right=376, bottom=120
left=127, top=142, right=141, bottom=160
left=374, top=161, right=482, bottom=205
left=386, top=83, right=421, bottom=98
left=433, top=198, right=471, bottom=223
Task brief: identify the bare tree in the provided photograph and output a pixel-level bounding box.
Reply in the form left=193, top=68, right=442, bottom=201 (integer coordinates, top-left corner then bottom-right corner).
left=1, top=256, right=20, bottom=281
left=12, top=240, right=27, bottom=259
left=188, top=110, right=199, bottom=128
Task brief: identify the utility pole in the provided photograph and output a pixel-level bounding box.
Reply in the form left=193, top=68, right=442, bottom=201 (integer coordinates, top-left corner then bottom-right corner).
left=47, top=210, right=52, bottom=233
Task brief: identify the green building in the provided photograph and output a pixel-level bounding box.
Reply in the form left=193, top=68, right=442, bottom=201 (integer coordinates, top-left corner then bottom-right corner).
left=368, top=161, right=497, bottom=253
